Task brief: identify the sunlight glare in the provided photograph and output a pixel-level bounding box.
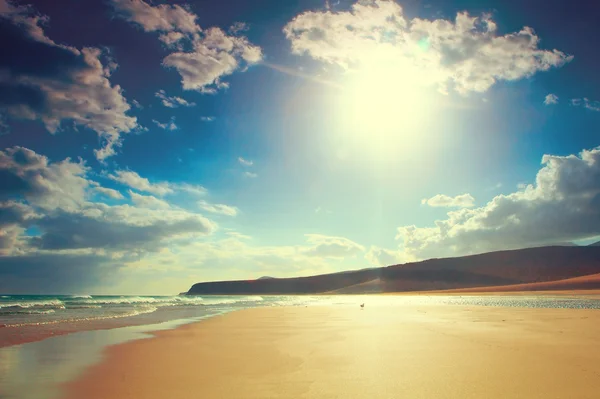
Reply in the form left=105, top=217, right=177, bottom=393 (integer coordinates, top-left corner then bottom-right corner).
left=335, top=49, right=438, bottom=157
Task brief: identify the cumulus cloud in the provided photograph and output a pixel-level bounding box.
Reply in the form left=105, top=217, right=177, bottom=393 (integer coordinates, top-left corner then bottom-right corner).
left=365, top=246, right=408, bottom=266
left=111, top=0, right=262, bottom=94
left=0, top=146, right=90, bottom=211
left=30, top=205, right=215, bottom=251
left=397, top=147, right=600, bottom=260
left=571, top=98, right=600, bottom=112
left=108, top=170, right=208, bottom=199
left=0, top=201, right=36, bottom=255
left=110, top=0, right=200, bottom=33
left=108, top=170, right=174, bottom=196
left=421, top=193, right=475, bottom=208
left=155, top=89, right=195, bottom=108
left=0, top=2, right=138, bottom=160
left=200, top=116, right=215, bottom=122
left=176, top=183, right=207, bottom=196
left=198, top=200, right=238, bottom=216
left=544, top=93, right=559, bottom=105
left=238, top=156, right=253, bottom=166
left=94, top=186, right=124, bottom=200
left=0, top=147, right=216, bottom=263
left=303, top=234, right=365, bottom=258
left=283, top=0, right=572, bottom=94
left=152, top=118, right=178, bottom=130
left=130, top=191, right=171, bottom=209
left=163, top=27, right=263, bottom=93
left=244, top=171, right=258, bottom=178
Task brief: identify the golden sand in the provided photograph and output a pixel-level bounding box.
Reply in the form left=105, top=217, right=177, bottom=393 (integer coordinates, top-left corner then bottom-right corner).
left=64, top=304, right=600, bottom=398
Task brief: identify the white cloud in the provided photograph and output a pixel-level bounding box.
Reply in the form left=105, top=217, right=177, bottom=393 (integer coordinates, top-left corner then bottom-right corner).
left=198, top=200, right=238, bottom=216
left=0, top=6, right=138, bottom=160
left=200, top=116, right=216, bottom=122
left=111, top=0, right=262, bottom=94
left=229, top=22, right=249, bottom=35
left=94, top=186, right=124, bottom=200
left=110, top=0, right=200, bottom=33
left=0, top=147, right=217, bottom=258
left=421, top=193, right=475, bottom=208
left=315, top=206, right=332, bottom=214
left=244, top=171, right=258, bottom=178
left=571, top=98, right=600, bottom=112
left=238, top=156, right=253, bottom=166
left=130, top=191, right=171, bottom=209
left=365, top=246, right=408, bottom=266
left=0, top=146, right=90, bottom=211
left=283, top=0, right=572, bottom=94
left=544, top=93, right=559, bottom=105
left=303, top=234, right=365, bottom=258
left=163, top=27, right=263, bottom=93
left=397, top=147, right=600, bottom=260
left=152, top=118, right=178, bottom=131
left=155, top=89, right=196, bottom=108
left=176, top=183, right=207, bottom=196
left=108, top=170, right=174, bottom=196
left=225, top=231, right=252, bottom=240
left=159, top=31, right=186, bottom=48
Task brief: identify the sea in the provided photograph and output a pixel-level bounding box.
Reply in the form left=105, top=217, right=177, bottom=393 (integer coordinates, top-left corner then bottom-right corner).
left=1, top=293, right=600, bottom=399
left=0, top=294, right=270, bottom=328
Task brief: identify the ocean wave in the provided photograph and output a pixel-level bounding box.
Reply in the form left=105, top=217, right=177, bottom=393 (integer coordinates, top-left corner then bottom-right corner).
left=69, top=295, right=263, bottom=307
left=0, top=299, right=66, bottom=310
left=4, top=306, right=158, bottom=327
left=69, top=295, right=92, bottom=299
left=198, top=296, right=263, bottom=306
left=23, top=309, right=56, bottom=315
left=70, top=296, right=204, bottom=306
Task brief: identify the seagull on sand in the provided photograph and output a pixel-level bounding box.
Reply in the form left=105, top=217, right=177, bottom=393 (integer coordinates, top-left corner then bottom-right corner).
left=360, top=303, right=364, bottom=309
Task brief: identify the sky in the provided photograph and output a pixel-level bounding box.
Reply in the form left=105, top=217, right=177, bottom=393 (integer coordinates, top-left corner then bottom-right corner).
left=1, top=0, right=599, bottom=295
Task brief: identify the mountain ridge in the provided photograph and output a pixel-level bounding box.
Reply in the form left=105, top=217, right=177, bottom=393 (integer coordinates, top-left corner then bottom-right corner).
left=186, top=246, right=600, bottom=295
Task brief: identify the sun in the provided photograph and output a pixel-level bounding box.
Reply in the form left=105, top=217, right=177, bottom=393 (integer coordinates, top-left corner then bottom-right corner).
left=334, top=51, right=438, bottom=157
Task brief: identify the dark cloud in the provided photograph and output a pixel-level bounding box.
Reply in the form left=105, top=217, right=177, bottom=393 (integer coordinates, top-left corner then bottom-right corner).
left=0, top=18, right=86, bottom=81
left=0, top=3, right=137, bottom=160
left=0, top=146, right=216, bottom=257
left=31, top=208, right=215, bottom=251
left=0, top=146, right=89, bottom=210
left=0, top=253, right=120, bottom=294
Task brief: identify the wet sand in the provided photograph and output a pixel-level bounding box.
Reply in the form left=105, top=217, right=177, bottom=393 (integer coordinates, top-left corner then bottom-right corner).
left=64, top=304, right=600, bottom=399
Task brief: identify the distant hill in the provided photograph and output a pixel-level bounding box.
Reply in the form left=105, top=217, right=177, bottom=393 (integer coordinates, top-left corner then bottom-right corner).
left=186, top=246, right=600, bottom=295
left=257, top=276, right=276, bottom=280
left=588, top=241, right=600, bottom=247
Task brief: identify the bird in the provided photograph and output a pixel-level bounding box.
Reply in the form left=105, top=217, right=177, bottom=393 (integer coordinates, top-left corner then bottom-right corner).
left=360, top=303, right=365, bottom=309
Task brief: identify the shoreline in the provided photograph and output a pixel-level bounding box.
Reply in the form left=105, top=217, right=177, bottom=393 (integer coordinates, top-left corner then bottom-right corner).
left=63, top=304, right=600, bottom=399
left=1, top=290, right=599, bottom=349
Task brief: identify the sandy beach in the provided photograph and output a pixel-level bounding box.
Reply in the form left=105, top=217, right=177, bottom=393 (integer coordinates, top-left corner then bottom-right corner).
left=63, top=303, right=600, bottom=399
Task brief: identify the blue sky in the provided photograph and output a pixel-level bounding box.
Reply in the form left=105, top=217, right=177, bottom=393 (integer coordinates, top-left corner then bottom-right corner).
left=1, top=0, right=599, bottom=294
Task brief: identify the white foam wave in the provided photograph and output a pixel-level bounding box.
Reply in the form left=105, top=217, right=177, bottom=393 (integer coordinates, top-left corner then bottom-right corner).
left=5, top=306, right=158, bottom=327
left=69, top=295, right=92, bottom=299
left=0, top=299, right=65, bottom=310
left=72, top=296, right=206, bottom=306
